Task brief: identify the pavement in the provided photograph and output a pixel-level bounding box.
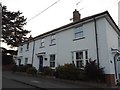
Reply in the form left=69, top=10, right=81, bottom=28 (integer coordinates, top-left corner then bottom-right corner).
left=2, top=71, right=119, bottom=89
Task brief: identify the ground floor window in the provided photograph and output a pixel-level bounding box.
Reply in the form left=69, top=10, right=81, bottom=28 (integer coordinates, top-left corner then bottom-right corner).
left=50, top=54, right=55, bottom=67
left=25, top=58, right=28, bottom=65
left=73, top=50, right=88, bottom=69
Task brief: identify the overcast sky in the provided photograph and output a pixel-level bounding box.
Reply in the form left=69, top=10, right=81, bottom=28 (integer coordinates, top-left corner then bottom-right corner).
left=1, top=0, right=120, bottom=49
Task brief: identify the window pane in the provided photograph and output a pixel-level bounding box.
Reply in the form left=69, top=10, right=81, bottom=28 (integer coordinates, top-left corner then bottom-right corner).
left=51, top=35, right=55, bottom=39
left=50, top=55, right=55, bottom=67
left=74, top=26, right=83, bottom=39
left=76, top=52, right=83, bottom=59
left=80, top=60, right=84, bottom=68
left=51, top=35, right=56, bottom=44
left=85, top=51, right=88, bottom=59
left=25, top=58, right=28, bottom=64
left=51, top=39, right=55, bottom=44
left=41, top=39, right=44, bottom=42
left=75, top=32, right=83, bottom=38
left=76, top=52, right=79, bottom=59
left=79, top=52, right=83, bottom=59
left=75, top=27, right=82, bottom=33
left=27, top=43, right=29, bottom=50
left=76, top=61, right=79, bottom=68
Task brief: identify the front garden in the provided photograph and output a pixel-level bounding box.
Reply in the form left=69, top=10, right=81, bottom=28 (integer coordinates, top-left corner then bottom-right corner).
left=12, top=59, right=105, bottom=83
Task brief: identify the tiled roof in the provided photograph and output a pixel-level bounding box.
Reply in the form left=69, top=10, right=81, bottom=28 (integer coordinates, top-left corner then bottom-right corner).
left=19, top=11, right=120, bottom=45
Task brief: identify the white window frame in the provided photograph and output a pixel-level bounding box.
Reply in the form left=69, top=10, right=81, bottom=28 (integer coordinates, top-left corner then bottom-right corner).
left=25, top=58, right=28, bottom=65
left=50, top=34, right=56, bottom=45
left=74, top=26, right=84, bottom=39
left=26, top=43, right=29, bottom=51
left=40, top=38, right=45, bottom=47
left=50, top=54, right=55, bottom=68
left=73, top=50, right=88, bottom=69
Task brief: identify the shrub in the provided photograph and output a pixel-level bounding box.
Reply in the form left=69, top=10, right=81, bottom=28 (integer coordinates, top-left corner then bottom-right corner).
left=84, top=59, right=105, bottom=82
left=55, top=63, right=80, bottom=80
left=26, top=67, right=37, bottom=75
left=12, top=64, right=18, bottom=72
left=42, top=66, right=55, bottom=76
left=78, top=69, right=86, bottom=80
left=17, top=64, right=32, bottom=72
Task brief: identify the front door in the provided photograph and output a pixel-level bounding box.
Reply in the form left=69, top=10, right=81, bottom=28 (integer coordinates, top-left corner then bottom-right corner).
left=18, top=59, right=21, bottom=66
left=116, top=57, right=120, bottom=82
left=39, top=55, right=43, bottom=71
left=114, top=56, right=120, bottom=84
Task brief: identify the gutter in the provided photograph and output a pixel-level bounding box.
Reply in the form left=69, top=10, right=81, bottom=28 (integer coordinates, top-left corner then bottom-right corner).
left=31, top=40, right=35, bottom=66
left=94, top=18, right=100, bottom=68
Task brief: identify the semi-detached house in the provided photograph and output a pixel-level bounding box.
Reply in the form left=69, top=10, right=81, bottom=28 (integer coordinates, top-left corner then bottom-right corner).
left=17, top=9, right=120, bottom=86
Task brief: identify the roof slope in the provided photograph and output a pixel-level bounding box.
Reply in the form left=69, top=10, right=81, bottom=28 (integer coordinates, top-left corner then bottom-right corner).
left=20, top=11, right=120, bottom=45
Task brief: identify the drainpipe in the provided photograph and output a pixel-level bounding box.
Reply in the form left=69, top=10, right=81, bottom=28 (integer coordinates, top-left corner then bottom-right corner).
left=94, top=18, right=100, bottom=68
left=32, top=40, right=35, bottom=66
left=114, top=53, right=119, bottom=84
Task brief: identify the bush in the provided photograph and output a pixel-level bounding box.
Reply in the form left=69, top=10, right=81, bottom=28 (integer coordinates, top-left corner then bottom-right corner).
left=17, top=64, right=32, bottom=72
left=78, top=69, right=86, bottom=80
left=84, top=59, right=105, bottom=82
left=55, top=63, right=80, bottom=80
left=26, top=67, right=37, bottom=75
left=12, top=64, right=18, bottom=72
left=41, top=66, right=55, bottom=76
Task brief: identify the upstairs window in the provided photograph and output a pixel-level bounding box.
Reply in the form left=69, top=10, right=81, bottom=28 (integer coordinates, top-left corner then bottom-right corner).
left=74, top=26, right=83, bottom=39
left=26, top=43, right=29, bottom=51
left=50, top=54, right=55, bottom=67
left=40, top=38, right=45, bottom=47
left=118, top=37, right=120, bottom=49
left=20, top=46, right=23, bottom=53
left=50, top=34, right=56, bottom=45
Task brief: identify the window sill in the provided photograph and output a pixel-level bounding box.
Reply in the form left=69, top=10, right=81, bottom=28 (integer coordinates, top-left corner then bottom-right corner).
left=50, top=67, right=55, bottom=69
left=40, top=46, right=45, bottom=48
left=49, top=44, right=56, bottom=46
left=73, top=37, right=85, bottom=41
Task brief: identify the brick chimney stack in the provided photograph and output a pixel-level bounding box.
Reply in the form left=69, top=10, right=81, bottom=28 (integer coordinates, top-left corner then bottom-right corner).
left=73, top=9, right=81, bottom=22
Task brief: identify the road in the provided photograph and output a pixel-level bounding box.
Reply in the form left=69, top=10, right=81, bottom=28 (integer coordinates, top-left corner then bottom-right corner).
left=2, top=77, right=39, bottom=89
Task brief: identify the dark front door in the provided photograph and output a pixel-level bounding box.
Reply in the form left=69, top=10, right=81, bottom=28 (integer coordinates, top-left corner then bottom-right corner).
left=39, top=55, right=43, bottom=71
left=18, top=59, right=21, bottom=66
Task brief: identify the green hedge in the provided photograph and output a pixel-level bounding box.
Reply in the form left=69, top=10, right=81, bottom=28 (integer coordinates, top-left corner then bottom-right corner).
left=55, top=63, right=81, bottom=80
left=12, top=64, right=32, bottom=72
left=26, top=67, right=37, bottom=75
left=84, top=60, right=105, bottom=82
left=41, top=66, right=55, bottom=76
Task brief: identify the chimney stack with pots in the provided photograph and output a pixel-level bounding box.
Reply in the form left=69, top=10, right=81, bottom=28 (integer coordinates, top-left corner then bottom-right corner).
left=73, top=9, right=81, bottom=22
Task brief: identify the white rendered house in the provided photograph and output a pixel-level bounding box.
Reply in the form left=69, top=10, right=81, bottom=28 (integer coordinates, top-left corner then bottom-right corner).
left=17, top=10, right=120, bottom=86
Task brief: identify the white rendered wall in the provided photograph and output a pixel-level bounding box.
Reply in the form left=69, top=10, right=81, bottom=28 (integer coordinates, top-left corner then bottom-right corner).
left=17, top=41, right=34, bottom=65
left=33, top=20, right=98, bottom=70
left=17, top=17, right=119, bottom=75
left=105, top=19, right=119, bottom=74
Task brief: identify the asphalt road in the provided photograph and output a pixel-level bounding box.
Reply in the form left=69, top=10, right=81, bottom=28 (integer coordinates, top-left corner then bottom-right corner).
left=2, top=77, right=39, bottom=89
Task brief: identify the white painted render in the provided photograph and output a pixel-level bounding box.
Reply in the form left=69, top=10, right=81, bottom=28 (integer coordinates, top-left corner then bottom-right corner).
left=106, top=18, right=119, bottom=74
left=32, top=20, right=98, bottom=70
left=17, top=41, right=34, bottom=65
left=17, top=13, right=120, bottom=77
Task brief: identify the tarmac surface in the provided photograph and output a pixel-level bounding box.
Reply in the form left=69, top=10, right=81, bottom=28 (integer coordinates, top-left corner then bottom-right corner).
left=2, top=71, right=119, bottom=89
